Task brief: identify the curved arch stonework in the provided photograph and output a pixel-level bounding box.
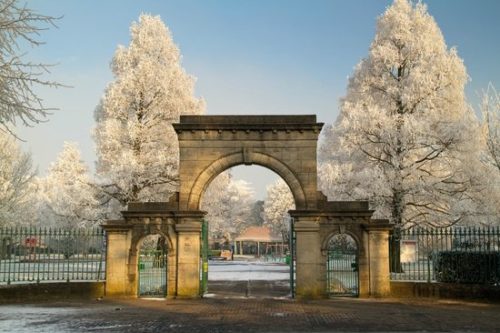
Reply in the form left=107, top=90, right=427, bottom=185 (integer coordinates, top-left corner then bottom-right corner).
left=322, top=229, right=362, bottom=255
left=102, top=115, right=393, bottom=300
left=174, top=115, right=323, bottom=211
left=187, top=151, right=307, bottom=210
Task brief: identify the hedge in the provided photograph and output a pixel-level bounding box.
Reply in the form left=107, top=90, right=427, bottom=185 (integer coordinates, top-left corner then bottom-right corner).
left=434, top=251, right=500, bottom=285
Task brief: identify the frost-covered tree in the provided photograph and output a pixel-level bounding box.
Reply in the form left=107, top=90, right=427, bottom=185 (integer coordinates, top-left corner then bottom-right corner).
left=40, top=142, right=102, bottom=229
left=482, top=84, right=500, bottom=173
left=474, top=84, right=500, bottom=223
left=201, top=171, right=231, bottom=241
left=94, top=14, right=204, bottom=215
left=320, top=0, right=479, bottom=231
left=0, top=131, right=36, bottom=226
left=263, top=178, right=295, bottom=242
left=0, top=0, right=61, bottom=135
left=201, top=171, right=255, bottom=242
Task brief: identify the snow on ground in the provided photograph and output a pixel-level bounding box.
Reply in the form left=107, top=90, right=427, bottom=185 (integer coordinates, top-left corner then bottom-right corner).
left=208, top=260, right=290, bottom=281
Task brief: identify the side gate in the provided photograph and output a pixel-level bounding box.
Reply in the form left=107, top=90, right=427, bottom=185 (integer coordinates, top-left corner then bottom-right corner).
left=326, top=233, right=359, bottom=297
left=138, top=239, right=167, bottom=297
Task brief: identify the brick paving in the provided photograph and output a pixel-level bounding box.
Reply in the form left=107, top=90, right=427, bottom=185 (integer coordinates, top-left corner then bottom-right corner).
left=1, top=297, right=500, bottom=332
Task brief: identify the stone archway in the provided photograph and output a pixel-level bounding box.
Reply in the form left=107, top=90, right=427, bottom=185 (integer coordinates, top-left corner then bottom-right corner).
left=173, top=115, right=321, bottom=211
left=102, top=115, right=393, bottom=299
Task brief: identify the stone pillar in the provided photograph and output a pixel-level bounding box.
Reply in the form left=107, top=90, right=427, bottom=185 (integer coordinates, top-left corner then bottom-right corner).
left=102, top=223, right=134, bottom=297
left=167, top=233, right=178, bottom=298
left=358, top=230, right=371, bottom=297
left=175, top=218, right=202, bottom=298
left=366, top=224, right=392, bottom=297
left=294, top=216, right=324, bottom=299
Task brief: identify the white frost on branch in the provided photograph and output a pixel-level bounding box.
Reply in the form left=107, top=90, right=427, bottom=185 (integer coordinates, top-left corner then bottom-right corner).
left=39, top=142, right=102, bottom=229
left=0, top=0, right=62, bottom=135
left=482, top=84, right=500, bottom=173
left=93, top=14, right=204, bottom=215
left=201, top=171, right=255, bottom=242
left=0, top=130, right=36, bottom=226
left=262, top=178, right=294, bottom=241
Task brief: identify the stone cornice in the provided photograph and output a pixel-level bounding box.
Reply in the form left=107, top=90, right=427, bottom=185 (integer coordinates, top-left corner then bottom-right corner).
left=289, top=209, right=374, bottom=218
left=100, top=220, right=133, bottom=232
left=121, top=210, right=206, bottom=219
left=363, top=219, right=393, bottom=232
left=173, top=115, right=323, bottom=133
left=175, top=222, right=202, bottom=233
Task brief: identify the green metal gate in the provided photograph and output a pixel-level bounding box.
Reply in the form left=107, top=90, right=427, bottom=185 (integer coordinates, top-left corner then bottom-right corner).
left=138, top=249, right=167, bottom=297
left=200, top=219, right=209, bottom=296
left=289, top=217, right=296, bottom=297
left=326, top=233, right=358, bottom=297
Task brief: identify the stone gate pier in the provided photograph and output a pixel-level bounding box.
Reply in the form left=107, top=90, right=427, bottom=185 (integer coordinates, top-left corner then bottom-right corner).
left=102, top=115, right=392, bottom=299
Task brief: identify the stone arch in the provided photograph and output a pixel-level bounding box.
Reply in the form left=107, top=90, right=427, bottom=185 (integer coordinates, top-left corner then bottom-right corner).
left=127, top=223, right=175, bottom=263
left=126, top=223, right=175, bottom=279
left=187, top=151, right=307, bottom=210
left=132, top=229, right=173, bottom=254
left=322, top=230, right=361, bottom=254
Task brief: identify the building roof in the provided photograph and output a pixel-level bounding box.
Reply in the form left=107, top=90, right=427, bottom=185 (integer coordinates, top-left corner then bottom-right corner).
left=234, top=226, right=283, bottom=242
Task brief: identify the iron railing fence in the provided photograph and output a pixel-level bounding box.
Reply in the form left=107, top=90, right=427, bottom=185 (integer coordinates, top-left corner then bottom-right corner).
left=389, top=226, right=500, bottom=284
left=0, top=227, right=106, bottom=284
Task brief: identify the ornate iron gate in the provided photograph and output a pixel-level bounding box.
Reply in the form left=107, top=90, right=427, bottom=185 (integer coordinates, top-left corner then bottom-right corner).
left=289, top=217, right=296, bottom=297
left=138, top=249, right=167, bottom=297
left=200, top=219, right=209, bottom=295
left=326, top=234, right=358, bottom=297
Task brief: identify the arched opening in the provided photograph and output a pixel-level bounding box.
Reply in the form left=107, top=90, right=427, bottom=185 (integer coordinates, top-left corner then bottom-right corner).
left=185, top=151, right=307, bottom=211
left=326, top=233, right=359, bottom=297
left=137, top=234, right=168, bottom=298
left=199, top=164, right=296, bottom=298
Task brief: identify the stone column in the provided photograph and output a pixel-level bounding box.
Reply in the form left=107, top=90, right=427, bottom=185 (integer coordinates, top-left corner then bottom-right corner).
left=167, top=228, right=178, bottom=298
left=101, top=222, right=134, bottom=297
left=294, top=216, right=324, bottom=299
left=175, top=217, right=202, bottom=298
left=358, top=230, right=371, bottom=297
left=365, top=222, right=392, bottom=297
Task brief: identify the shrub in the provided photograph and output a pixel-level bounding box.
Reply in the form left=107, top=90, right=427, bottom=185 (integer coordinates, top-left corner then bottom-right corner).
left=434, top=251, right=500, bottom=285
left=209, top=250, right=221, bottom=257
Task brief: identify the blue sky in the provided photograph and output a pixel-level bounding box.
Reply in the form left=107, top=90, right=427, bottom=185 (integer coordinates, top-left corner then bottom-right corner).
left=17, top=0, right=500, bottom=199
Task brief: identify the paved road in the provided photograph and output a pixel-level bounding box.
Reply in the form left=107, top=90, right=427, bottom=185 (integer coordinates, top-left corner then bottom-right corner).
left=207, top=261, right=291, bottom=298
left=1, top=297, right=499, bottom=333
left=207, top=279, right=291, bottom=298
left=208, top=260, right=290, bottom=281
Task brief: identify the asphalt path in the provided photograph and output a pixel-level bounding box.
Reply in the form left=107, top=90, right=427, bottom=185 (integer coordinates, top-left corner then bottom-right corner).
left=207, top=260, right=291, bottom=298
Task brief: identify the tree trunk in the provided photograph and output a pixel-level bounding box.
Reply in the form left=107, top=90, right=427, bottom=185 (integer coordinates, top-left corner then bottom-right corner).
left=390, top=100, right=405, bottom=273
left=390, top=189, right=404, bottom=273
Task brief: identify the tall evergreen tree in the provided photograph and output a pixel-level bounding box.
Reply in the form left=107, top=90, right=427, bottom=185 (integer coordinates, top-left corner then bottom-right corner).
left=39, top=142, right=102, bottom=228
left=93, top=14, right=204, bottom=214
left=0, top=131, right=36, bottom=226
left=320, top=0, right=479, bottom=231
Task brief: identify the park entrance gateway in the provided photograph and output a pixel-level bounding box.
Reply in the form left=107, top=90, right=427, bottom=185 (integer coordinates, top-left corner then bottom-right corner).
left=102, top=115, right=392, bottom=299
